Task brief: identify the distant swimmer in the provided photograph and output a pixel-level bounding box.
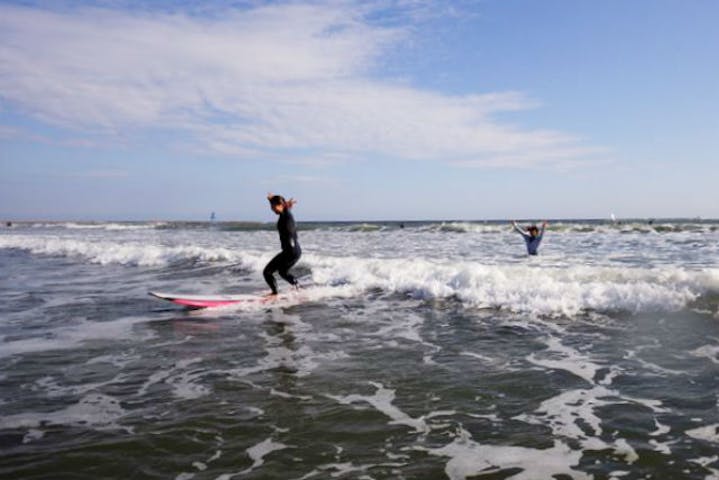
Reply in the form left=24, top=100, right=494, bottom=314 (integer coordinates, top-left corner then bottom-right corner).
left=263, top=193, right=302, bottom=296
left=512, top=220, right=548, bottom=256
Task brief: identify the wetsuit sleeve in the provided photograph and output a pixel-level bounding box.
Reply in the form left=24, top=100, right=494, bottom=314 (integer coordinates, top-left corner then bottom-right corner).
left=513, top=222, right=529, bottom=238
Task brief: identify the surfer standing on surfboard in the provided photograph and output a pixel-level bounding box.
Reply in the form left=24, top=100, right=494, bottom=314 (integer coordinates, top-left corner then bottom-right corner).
left=264, top=194, right=302, bottom=296
left=511, top=220, right=548, bottom=255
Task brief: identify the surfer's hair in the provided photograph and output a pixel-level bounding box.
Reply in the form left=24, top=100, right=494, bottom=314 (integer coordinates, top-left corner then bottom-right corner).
left=269, top=195, right=285, bottom=207
left=528, top=225, right=539, bottom=234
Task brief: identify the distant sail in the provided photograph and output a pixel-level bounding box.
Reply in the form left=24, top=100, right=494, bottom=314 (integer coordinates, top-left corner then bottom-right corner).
left=210, top=212, right=216, bottom=222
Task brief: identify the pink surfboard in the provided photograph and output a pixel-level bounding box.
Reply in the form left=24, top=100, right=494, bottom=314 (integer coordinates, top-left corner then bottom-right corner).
left=149, top=291, right=279, bottom=309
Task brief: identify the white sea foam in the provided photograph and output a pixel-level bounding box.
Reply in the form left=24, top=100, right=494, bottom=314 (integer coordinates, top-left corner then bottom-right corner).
left=176, top=447, right=223, bottom=480
left=516, top=380, right=671, bottom=463
left=624, top=348, right=687, bottom=376
left=244, top=438, right=288, bottom=472
left=691, top=455, right=719, bottom=467
left=689, top=456, right=719, bottom=479
left=649, top=439, right=673, bottom=455
left=691, top=344, right=719, bottom=364
left=22, top=429, right=45, bottom=443
left=327, top=382, right=429, bottom=433
left=294, top=462, right=366, bottom=480
left=608, top=471, right=630, bottom=478
left=518, top=335, right=669, bottom=464
left=460, top=351, right=495, bottom=362
left=527, top=336, right=602, bottom=384
left=228, top=339, right=348, bottom=379
left=137, top=357, right=209, bottom=400
left=516, top=385, right=613, bottom=442
left=371, top=311, right=425, bottom=344
left=0, top=234, right=245, bottom=266
left=367, top=310, right=442, bottom=363
left=63, top=222, right=159, bottom=231
left=0, top=393, right=128, bottom=432
left=216, top=437, right=288, bottom=479
left=21, top=222, right=158, bottom=231
left=650, top=418, right=671, bottom=436
left=421, top=427, right=589, bottom=480
left=613, top=438, right=639, bottom=464
left=686, top=424, right=719, bottom=443
left=422, top=222, right=505, bottom=234
left=308, top=254, right=718, bottom=316
left=219, top=310, right=350, bottom=379
left=3, top=229, right=717, bottom=316
left=294, top=460, right=405, bottom=480
left=620, top=394, right=670, bottom=414
left=0, top=316, right=152, bottom=359
left=515, top=383, right=655, bottom=467
left=86, top=353, right=137, bottom=368
left=246, top=406, right=264, bottom=416
left=269, top=389, right=312, bottom=400
left=35, top=373, right=129, bottom=398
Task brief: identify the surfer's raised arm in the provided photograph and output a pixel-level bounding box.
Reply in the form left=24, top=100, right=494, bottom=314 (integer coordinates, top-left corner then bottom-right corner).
left=511, top=220, right=527, bottom=237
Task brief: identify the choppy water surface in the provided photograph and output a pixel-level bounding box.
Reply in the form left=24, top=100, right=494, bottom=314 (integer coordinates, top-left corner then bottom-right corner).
left=1, top=219, right=718, bottom=479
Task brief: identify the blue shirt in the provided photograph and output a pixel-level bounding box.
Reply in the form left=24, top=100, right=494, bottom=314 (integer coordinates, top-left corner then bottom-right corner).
left=513, top=223, right=544, bottom=255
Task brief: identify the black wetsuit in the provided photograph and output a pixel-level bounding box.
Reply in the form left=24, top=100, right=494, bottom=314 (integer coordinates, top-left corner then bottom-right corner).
left=263, top=209, right=301, bottom=294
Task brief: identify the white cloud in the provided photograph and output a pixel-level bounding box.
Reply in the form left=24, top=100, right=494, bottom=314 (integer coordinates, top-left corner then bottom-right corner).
left=0, top=123, right=103, bottom=149
left=67, top=169, right=129, bottom=178
left=263, top=174, right=340, bottom=186
left=0, top=2, right=604, bottom=168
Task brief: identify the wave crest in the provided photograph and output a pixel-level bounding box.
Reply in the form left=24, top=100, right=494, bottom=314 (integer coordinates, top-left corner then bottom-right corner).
left=2, top=235, right=716, bottom=316
left=307, top=254, right=718, bottom=316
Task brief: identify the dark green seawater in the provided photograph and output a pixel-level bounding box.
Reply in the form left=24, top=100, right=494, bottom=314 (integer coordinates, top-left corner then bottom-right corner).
left=1, top=220, right=718, bottom=479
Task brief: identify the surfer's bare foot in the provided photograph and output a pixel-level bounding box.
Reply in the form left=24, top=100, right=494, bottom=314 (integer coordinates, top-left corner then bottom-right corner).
left=263, top=292, right=278, bottom=298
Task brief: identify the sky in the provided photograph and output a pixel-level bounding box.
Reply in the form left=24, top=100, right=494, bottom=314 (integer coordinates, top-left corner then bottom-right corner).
left=1, top=0, right=717, bottom=221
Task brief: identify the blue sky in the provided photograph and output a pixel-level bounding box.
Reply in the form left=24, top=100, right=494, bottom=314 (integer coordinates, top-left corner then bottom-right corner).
left=1, top=0, right=717, bottom=221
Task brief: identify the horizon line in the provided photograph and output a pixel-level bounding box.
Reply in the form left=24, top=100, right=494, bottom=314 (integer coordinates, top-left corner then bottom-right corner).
left=2, top=216, right=715, bottom=224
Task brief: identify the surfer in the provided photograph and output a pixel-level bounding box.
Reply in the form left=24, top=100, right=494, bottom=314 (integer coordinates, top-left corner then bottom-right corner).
left=511, top=220, right=547, bottom=255
left=264, top=193, right=302, bottom=296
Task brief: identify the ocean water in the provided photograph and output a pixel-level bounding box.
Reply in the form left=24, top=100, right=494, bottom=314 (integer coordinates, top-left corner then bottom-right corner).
left=1, top=219, right=718, bottom=479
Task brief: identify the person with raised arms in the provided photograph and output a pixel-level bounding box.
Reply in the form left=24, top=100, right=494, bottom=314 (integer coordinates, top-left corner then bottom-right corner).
left=511, top=220, right=548, bottom=256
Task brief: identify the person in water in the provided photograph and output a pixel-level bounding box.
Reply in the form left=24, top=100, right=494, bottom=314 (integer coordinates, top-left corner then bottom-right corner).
left=264, top=193, right=301, bottom=296
left=512, top=220, right=548, bottom=255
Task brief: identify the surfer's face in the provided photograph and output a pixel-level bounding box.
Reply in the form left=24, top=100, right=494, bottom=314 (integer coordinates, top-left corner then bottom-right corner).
left=271, top=203, right=284, bottom=214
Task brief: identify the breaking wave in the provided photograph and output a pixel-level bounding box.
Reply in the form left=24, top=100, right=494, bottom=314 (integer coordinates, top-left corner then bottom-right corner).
left=2, top=235, right=716, bottom=316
